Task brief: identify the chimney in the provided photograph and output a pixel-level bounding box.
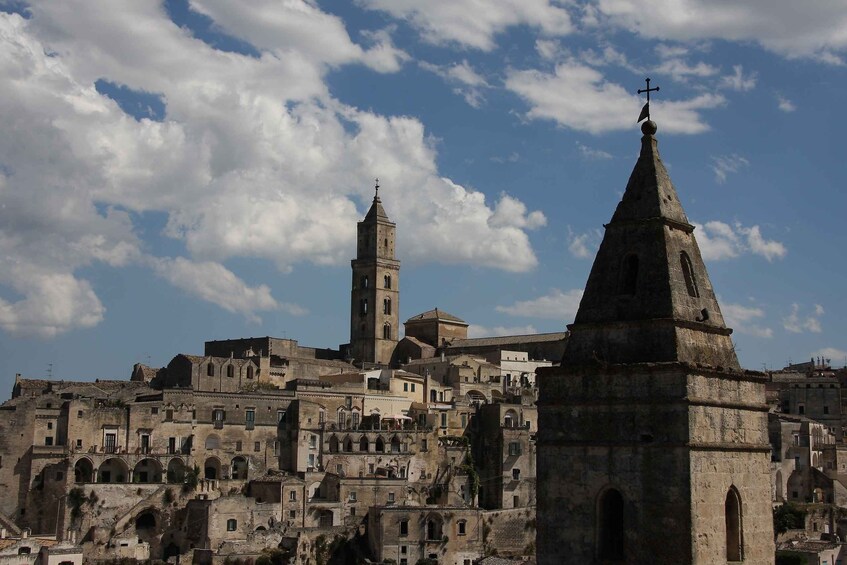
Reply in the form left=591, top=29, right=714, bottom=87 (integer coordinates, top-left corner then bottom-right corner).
left=22, top=528, right=29, bottom=539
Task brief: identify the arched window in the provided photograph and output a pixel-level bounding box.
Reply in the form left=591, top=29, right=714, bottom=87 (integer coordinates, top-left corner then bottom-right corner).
left=726, top=487, right=743, bottom=561
left=383, top=298, right=391, bottom=315
left=384, top=274, right=391, bottom=289
left=619, top=255, right=638, bottom=296
left=226, top=365, right=234, bottom=378
left=360, top=299, right=368, bottom=315
left=598, top=488, right=624, bottom=561
left=375, top=437, right=385, bottom=453
left=344, top=437, right=353, bottom=452
left=360, top=275, right=369, bottom=289
left=383, top=323, right=391, bottom=340
left=328, top=436, right=339, bottom=453
left=359, top=436, right=369, bottom=452
left=206, top=363, right=214, bottom=377
left=680, top=251, right=700, bottom=298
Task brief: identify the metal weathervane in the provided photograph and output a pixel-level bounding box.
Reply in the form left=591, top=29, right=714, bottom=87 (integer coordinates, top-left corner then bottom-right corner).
left=637, top=77, right=660, bottom=123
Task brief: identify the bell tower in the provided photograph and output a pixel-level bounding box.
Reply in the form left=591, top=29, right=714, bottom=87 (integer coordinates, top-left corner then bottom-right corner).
left=536, top=118, right=775, bottom=563
left=349, top=182, right=400, bottom=366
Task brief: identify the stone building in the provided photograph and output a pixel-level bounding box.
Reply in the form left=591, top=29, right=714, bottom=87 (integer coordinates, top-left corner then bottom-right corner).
left=349, top=187, right=400, bottom=366
left=537, top=121, right=775, bottom=563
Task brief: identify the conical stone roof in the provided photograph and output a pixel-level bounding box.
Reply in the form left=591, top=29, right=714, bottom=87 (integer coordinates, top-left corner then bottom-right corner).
left=563, top=122, right=739, bottom=369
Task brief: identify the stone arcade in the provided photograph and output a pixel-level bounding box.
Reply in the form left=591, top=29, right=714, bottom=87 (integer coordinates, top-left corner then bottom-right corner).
left=537, top=120, right=776, bottom=563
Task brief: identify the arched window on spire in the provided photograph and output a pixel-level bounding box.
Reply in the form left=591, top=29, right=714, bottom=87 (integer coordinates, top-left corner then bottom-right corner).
left=383, top=298, right=391, bottom=315
left=360, top=275, right=369, bottom=289
left=383, top=323, right=391, bottom=340
left=725, top=487, right=743, bottom=561
left=384, top=274, right=391, bottom=289
left=680, top=252, right=700, bottom=298
left=598, top=488, right=624, bottom=561
left=619, top=254, right=639, bottom=296
left=360, top=299, right=368, bottom=315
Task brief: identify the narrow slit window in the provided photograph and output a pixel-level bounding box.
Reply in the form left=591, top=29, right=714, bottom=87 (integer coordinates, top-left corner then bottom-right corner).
left=619, top=255, right=639, bottom=296
left=384, top=274, right=391, bottom=289
left=725, top=487, right=743, bottom=561
left=680, top=251, right=700, bottom=298
left=598, top=488, right=624, bottom=561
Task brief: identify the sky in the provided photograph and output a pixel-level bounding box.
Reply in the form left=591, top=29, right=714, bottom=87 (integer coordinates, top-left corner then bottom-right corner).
left=1, top=0, right=846, bottom=392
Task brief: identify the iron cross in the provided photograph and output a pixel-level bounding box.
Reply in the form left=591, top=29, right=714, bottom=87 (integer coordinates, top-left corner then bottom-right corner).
left=637, top=77, right=660, bottom=120
left=375, top=178, right=380, bottom=197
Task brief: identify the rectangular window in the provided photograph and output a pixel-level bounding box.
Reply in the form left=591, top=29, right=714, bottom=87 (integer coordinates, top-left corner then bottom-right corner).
left=337, top=464, right=343, bottom=475
left=309, top=435, right=317, bottom=449
left=165, top=409, right=173, bottom=421
left=824, top=406, right=830, bottom=414
left=461, top=414, right=467, bottom=428
left=245, top=409, right=255, bottom=429
left=254, top=441, right=261, bottom=452
left=140, top=434, right=150, bottom=454
left=273, top=441, right=280, bottom=456
left=421, top=439, right=428, bottom=451
left=236, top=440, right=242, bottom=452
left=403, top=383, right=409, bottom=392
left=47, top=422, right=53, bottom=430
left=45, top=437, right=53, bottom=446
left=151, top=407, right=158, bottom=415
left=345, top=396, right=352, bottom=409
left=400, top=520, right=408, bottom=536
left=213, top=409, right=225, bottom=429
left=458, top=521, right=466, bottom=535
left=307, top=454, right=315, bottom=467
left=350, top=507, right=356, bottom=516
left=104, top=433, right=117, bottom=453
left=411, top=384, right=416, bottom=392
left=289, top=491, right=296, bottom=502
left=514, top=495, right=520, bottom=507
left=440, top=413, right=447, bottom=428
left=349, top=491, right=357, bottom=502
left=513, top=468, right=521, bottom=480
left=509, top=442, right=521, bottom=456
left=388, top=492, right=395, bottom=503
left=289, top=510, right=296, bottom=519
left=76, top=439, right=82, bottom=449
left=77, top=410, right=83, bottom=418
left=368, top=463, right=375, bottom=474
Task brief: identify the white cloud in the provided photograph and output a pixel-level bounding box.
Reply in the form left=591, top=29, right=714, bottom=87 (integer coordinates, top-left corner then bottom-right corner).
left=358, top=0, right=573, bottom=51
left=495, top=289, right=584, bottom=321
left=468, top=324, right=539, bottom=338
left=720, top=65, right=757, bottom=91
left=419, top=60, right=489, bottom=107
left=595, top=0, right=847, bottom=61
left=654, top=58, right=719, bottom=82
left=777, top=95, right=797, bottom=112
left=783, top=303, right=824, bottom=334
left=694, top=221, right=787, bottom=262
left=576, top=141, right=613, bottom=160
left=505, top=61, right=725, bottom=135
left=567, top=227, right=602, bottom=259
left=149, top=257, right=305, bottom=323
left=711, top=154, right=749, bottom=184
left=721, top=302, right=773, bottom=338
left=0, top=4, right=547, bottom=337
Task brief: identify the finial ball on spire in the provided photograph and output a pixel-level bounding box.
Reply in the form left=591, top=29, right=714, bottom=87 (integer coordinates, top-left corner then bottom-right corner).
left=641, top=120, right=657, bottom=135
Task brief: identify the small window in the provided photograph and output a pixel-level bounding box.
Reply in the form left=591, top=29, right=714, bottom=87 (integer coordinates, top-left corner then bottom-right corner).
left=289, top=491, right=296, bottom=502
left=383, top=297, right=391, bottom=315
left=151, top=407, right=158, bottom=415
left=824, top=406, right=830, bottom=414
left=513, top=468, right=521, bottom=480
left=236, top=441, right=242, bottom=451
left=509, top=442, right=521, bottom=456
left=360, top=298, right=368, bottom=315
left=400, top=519, right=408, bottom=536
left=383, top=323, right=391, bottom=340
left=207, top=363, right=215, bottom=377
left=45, top=437, right=53, bottom=446
left=77, top=410, right=83, bottom=417
left=289, top=510, right=296, bottom=519
left=403, top=383, right=409, bottom=392
left=680, top=251, right=700, bottom=298
left=361, top=275, right=369, bottom=289
left=384, top=274, right=391, bottom=289
left=246, top=366, right=254, bottom=379
left=388, top=492, right=395, bottom=503
left=254, top=441, right=260, bottom=452
left=165, top=409, right=173, bottom=421
left=76, top=439, right=82, bottom=449
left=458, top=520, right=466, bottom=535
left=349, top=491, right=357, bottom=502
left=47, top=422, right=53, bottom=430
left=227, top=365, right=234, bottom=378
left=441, top=413, right=447, bottom=428
left=227, top=519, right=237, bottom=532
left=411, top=384, right=416, bottom=392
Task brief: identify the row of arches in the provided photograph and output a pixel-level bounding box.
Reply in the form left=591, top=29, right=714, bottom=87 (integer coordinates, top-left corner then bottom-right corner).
left=358, top=274, right=392, bottom=289
left=358, top=298, right=393, bottom=315
left=327, top=434, right=407, bottom=454
left=596, top=486, right=743, bottom=561
left=73, top=455, right=251, bottom=484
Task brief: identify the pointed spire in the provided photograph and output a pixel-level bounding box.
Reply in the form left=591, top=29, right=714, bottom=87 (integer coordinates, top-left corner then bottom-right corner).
left=364, top=177, right=390, bottom=222
left=562, top=122, right=740, bottom=369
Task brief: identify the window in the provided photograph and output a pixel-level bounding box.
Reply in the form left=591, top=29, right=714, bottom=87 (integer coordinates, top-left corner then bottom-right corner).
left=403, top=383, right=409, bottom=392
left=309, top=435, right=317, bottom=449
left=277, top=410, right=286, bottom=423
left=45, top=437, right=53, bottom=446
left=441, top=413, right=447, bottom=428
left=76, top=439, right=82, bottom=449
left=461, top=414, right=467, bottom=428
left=207, top=363, right=215, bottom=376
left=388, top=492, right=395, bottom=503
left=213, top=409, right=225, bottom=428
left=245, top=409, right=255, bottom=429
left=77, top=410, right=83, bottom=418
left=384, top=274, right=391, bottom=289
left=458, top=520, right=466, bottom=535
left=168, top=437, right=176, bottom=454
left=513, top=468, right=521, bottom=480
left=235, top=441, right=242, bottom=451
left=349, top=491, right=357, bottom=502
left=360, top=298, right=368, bottom=315
left=798, top=404, right=805, bottom=415
left=273, top=441, right=280, bottom=456
left=226, top=365, right=234, bottom=378
left=350, top=507, right=356, bottom=516
left=361, top=275, right=369, bottom=289
left=47, top=422, right=53, bottom=430
left=514, top=495, right=520, bottom=507
left=619, top=254, right=639, bottom=295
left=307, top=454, right=315, bottom=467
left=725, top=487, right=743, bottom=561
left=509, top=442, right=521, bottom=456
left=680, top=251, right=700, bottom=298
left=337, top=463, right=344, bottom=475
left=598, top=488, right=624, bottom=561
left=411, top=384, right=416, bottom=392
left=165, top=409, right=173, bottom=421
left=383, top=297, right=391, bottom=315
left=421, top=439, right=428, bottom=451
left=400, top=519, right=408, bottom=536
left=824, top=406, right=830, bottom=414
left=289, top=491, right=296, bottom=502
left=368, top=463, right=375, bottom=474
left=227, top=519, right=237, bottom=532
left=254, top=441, right=260, bottom=452
left=352, top=412, right=360, bottom=428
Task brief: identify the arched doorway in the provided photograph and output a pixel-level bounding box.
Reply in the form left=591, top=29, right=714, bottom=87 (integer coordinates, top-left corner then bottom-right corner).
left=230, top=456, right=248, bottom=480
left=204, top=457, right=221, bottom=480
left=725, top=487, right=743, bottom=561
left=133, top=458, right=163, bottom=483
left=135, top=510, right=156, bottom=531
left=167, top=459, right=187, bottom=483
left=98, top=458, right=129, bottom=483
left=74, top=459, right=94, bottom=483
left=598, top=488, right=624, bottom=561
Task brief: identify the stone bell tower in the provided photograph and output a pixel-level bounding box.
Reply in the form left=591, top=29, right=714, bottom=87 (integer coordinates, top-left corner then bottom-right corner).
left=349, top=183, right=400, bottom=366
left=536, top=119, right=775, bottom=563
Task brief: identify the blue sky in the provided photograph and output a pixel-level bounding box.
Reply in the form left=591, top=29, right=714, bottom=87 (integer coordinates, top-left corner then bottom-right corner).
left=1, top=0, right=846, bottom=391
